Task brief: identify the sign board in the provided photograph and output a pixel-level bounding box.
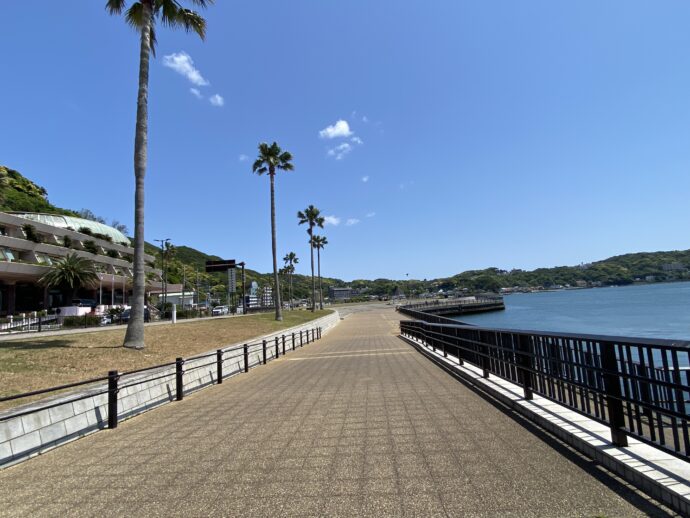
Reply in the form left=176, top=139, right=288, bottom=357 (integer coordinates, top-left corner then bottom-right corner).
left=228, top=268, right=236, bottom=292
left=205, top=259, right=236, bottom=273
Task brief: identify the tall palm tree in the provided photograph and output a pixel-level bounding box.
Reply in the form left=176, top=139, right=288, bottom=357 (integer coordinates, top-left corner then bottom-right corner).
left=39, top=253, right=99, bottom=301
left=107, top=0, right=212, bottom=349
left=297, top=205, right=324, bottom=312
left=283, top=252, right=298, bottom=309
left=311, top=235, right=328, bottom=310
left=253, top=142, right=294, bottom=321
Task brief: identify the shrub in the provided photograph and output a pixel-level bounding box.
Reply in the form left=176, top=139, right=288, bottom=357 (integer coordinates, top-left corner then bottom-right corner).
left=106, top=249, right=119, bottom=258
left=62, top=315, right=100, bottom=328
left=82, top=240, right=99, bottom=255
left=62, top=235, right=72, bottom=248
left=22, top=224, right=42, bottom=243
left=78, top=226, right=93, bottom=236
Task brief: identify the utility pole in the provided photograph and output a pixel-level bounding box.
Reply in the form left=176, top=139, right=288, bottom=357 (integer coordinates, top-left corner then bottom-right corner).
left=181, top=266, right=186, bottom=311
left=240, top=262, right=247, bottom=314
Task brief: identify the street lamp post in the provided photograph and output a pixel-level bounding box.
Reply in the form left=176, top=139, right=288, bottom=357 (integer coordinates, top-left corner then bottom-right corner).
left=154, top=238, right=171, bottom=315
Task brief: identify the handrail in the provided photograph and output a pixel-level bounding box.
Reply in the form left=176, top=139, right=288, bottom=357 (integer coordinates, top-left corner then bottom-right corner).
left=400, top=317, right=690, bottom=460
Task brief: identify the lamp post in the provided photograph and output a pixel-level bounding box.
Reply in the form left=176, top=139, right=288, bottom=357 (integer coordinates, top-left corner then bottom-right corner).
left=154, top=238, right=171, bottom=313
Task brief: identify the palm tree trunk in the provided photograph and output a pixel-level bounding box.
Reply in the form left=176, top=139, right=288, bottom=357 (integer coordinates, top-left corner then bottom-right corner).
left=309, top=228, right=315, bottom=312
left=289, top=268, right=293, bottom=309
left=270, top=173, right=283, bottom=321
left=123, top=1, right=152, bottom=350
left=317, top=247, right=323, bottom=310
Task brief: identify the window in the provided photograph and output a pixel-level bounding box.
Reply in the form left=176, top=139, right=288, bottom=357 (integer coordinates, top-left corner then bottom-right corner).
left=0, top=248, right=16, bottom=262
left=35, top=253, right=53, bottom=266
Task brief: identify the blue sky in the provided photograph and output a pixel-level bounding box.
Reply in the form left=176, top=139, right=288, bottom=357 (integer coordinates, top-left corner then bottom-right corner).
left=2, top=1, right=690, bottom=281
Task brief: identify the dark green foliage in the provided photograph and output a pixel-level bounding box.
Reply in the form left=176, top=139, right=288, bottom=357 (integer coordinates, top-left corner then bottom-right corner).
left=93, top=233, right=113, bottom=242
left=62, top=235, right=72, bottom=248
left=0, top=165, right=78, bottom=216
left=22, top=224, right=42, bottom=243
left=106, top=249, right=119, bottom=258
left=78, top=227, right=93, bottom=236
left=62, top=315, right=100, bottom=328
left=82, top=241, right=99, bottom=255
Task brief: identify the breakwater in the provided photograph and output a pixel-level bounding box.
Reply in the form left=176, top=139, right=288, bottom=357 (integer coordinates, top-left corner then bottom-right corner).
left=398, top=296, right=505, bottom=321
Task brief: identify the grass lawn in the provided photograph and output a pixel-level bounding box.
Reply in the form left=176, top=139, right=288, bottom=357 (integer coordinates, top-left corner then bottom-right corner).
left=0, top=310, right=331, bottom=409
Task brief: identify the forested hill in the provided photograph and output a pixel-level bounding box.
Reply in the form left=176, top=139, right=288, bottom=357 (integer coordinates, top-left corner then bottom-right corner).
left=2, top=164, right=690, bottom=297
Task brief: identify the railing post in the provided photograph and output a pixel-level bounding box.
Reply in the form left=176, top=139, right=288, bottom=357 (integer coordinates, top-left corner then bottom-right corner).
left=518, top=334, right=533, bottom=400
left=479, top=331, right=490, bottom=378
left=282, top=335, right=286, bottom=355
left=306, top=329, right=310, bottom=344
left=275, top=337, right=279, bottom=358
left=108, top=370, right=119, bottom=429
left=175, top=358, right=184, bottom=401
left=217, top=349, right=223, bottom=384
left=244, top=344, right=249, bottom=373
left=38, top=315, right=42, bottom=333
left=263, top=340, right=267, bottom=364
left=300, top=330, right=303, bottom=347
left=601, top=342, right=628, bottom=447
left=292, top=332, right=295, bottom=351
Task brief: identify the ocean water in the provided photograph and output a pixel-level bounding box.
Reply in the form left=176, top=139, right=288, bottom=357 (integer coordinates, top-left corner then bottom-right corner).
left=452, top=282, right=690, bottom=341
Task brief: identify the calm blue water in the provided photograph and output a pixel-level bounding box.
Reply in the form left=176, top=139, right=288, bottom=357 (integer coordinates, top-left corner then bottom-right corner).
left=453, top=282, right=690, bottom=341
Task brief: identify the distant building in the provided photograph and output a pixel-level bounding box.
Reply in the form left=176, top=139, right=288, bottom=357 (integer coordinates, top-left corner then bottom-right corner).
left=0, top=212, right=161, bottom=314
left=261, top=286, right=273, bottom=307
left=662, top=263, right=686, bottom=272
left=329, top=287, right=352, bottom=301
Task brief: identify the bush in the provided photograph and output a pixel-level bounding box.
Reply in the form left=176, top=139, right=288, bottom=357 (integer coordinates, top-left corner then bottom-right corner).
left=62, top=315, right=100, bottom=328
left=78, top=226, right=93, bottom=236
left=106, top=249, right=119, bottom=258
left=83, top=240, right=99, bottom=255
left=62, top=235, right=72, bottom=248
left=22, top=224, right=42, bottom=243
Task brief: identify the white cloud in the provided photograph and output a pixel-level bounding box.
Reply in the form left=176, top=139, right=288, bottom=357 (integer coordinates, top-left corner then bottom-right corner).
left=163, top=52, right=209, bottom=86
left=189, top=87, right=202, bottom=98
left=366, top=212, right=376, bottom=218
left=362, top=115, right=369, bottom=123
left=346, top=218, right=360, bottom=226
left=324, top=215, right=341, bottom=226
left=361, top=176, right=369, bottom=183
left=351, top=136, right=363, bottom=145
left=327, top=142, right=352, bottom=160
left=319, top=120, right=353, bottom=139
left=238, top=154, right=249, bottom=162
left=209, top=94, right=224, bottom=107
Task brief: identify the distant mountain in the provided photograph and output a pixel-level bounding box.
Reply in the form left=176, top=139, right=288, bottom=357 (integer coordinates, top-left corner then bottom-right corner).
left=2, top=164, right=689, bottom=297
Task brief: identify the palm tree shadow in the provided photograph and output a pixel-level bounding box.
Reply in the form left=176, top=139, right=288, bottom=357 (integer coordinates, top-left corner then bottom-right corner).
left=0, top=339, right=75, bottom=350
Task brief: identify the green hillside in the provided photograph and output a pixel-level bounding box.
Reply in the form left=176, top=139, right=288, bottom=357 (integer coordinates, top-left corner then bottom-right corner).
left=3, top=164, right=690, bottom=299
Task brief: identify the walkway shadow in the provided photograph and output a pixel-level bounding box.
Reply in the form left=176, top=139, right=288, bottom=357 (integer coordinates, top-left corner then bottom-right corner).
left=407, top=339, right=677, bottom=518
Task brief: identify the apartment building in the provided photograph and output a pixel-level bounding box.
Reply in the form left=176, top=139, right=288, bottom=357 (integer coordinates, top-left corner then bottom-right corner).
left=0, top=212, right=161, bottom=315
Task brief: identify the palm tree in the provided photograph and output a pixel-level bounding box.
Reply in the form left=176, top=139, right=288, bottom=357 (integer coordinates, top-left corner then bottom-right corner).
left=297, top=205, right=324, bottom=312
left=253, top=142, right=294, bottom=321
left=39, top=253, right=99, bottom=301
left=106, top=0, right=212, bottom=349
left=311, top=235, right=328, bottom=310
left=283, top=252, right=298, bottom=309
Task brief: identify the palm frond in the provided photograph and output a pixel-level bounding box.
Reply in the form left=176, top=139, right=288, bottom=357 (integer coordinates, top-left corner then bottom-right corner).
left=106, top=0, right=128, bottom=15
left=176, top=9, right=207, bottom=39
left=125, top=2, right=146, bottom=28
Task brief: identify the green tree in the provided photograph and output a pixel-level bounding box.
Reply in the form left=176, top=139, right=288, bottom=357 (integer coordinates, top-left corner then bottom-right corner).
left=106, top=0, right=212, bottom=349
left=252, top=142, right=294, bottom=321
left=311, top=235, right=328, bottom=310
left=297, top=205, right=324, bottom=312
left=39, top=253, right=99, bottom=300
left=283, top=252, right=299, bottom=309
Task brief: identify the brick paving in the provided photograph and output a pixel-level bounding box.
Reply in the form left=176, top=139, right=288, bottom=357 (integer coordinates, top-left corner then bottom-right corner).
left=0, top=306, right=674, bottom=517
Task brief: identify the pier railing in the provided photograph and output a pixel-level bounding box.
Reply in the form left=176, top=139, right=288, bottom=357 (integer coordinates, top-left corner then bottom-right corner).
left=399, top=316, right=690, bottom=460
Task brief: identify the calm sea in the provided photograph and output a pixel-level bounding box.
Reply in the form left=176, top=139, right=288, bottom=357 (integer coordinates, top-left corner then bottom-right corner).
left=452, top=282, right=690, bottom=340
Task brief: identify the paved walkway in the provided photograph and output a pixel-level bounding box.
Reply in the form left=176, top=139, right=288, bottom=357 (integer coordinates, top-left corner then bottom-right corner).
left=0, top=307, right=673, bottom=517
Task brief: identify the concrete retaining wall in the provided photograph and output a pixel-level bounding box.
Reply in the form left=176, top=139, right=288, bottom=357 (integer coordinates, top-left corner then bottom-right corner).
left=0, top=311, right=340, bottom=467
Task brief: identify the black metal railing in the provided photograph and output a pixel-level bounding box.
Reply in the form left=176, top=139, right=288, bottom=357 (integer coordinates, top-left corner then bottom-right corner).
left=400, top=317, right=690, bottom=460
left=0, top=326, right=324, bottom=429
left=399, top=296, right=504, bottom=312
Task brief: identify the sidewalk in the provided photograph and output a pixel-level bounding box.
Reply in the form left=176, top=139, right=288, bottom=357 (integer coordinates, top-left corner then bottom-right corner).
left=0, top=306, right=670, bottom=516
